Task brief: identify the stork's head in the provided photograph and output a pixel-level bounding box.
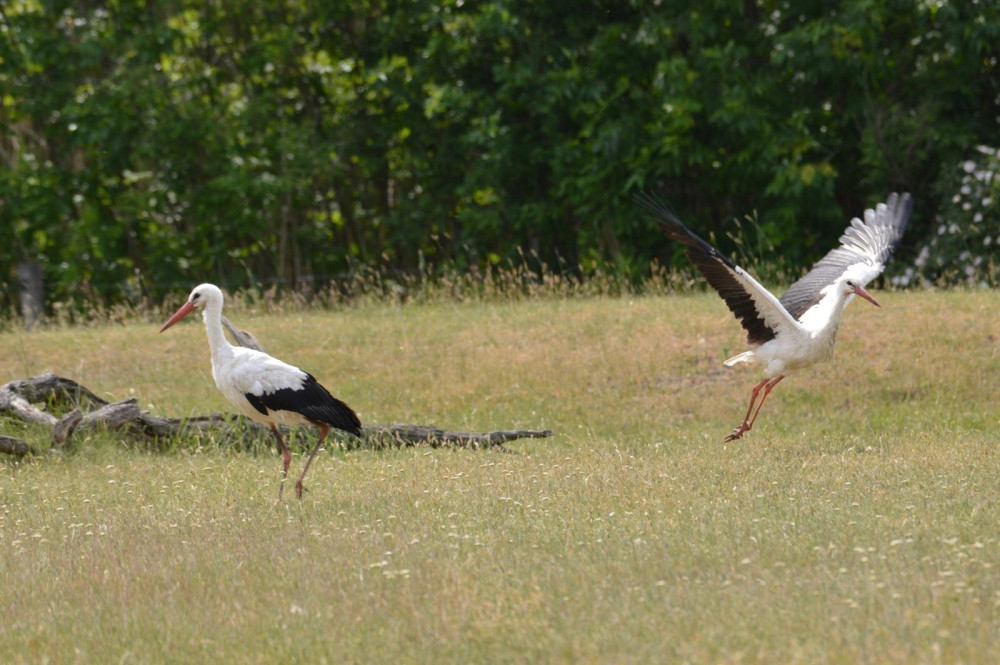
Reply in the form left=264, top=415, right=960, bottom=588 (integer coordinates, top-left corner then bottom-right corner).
left=842, top=278, right=880, bottom=308
left=159, top=283, right=224, bottom=332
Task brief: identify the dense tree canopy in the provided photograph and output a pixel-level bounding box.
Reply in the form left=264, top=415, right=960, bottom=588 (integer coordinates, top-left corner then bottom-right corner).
left=1, top=0, right=998, bottom=306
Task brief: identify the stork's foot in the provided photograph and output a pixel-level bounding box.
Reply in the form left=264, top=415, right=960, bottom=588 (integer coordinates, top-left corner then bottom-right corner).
left=724, top=422, right=750, bottom=442
left=294, top=480, right=307, bottom=499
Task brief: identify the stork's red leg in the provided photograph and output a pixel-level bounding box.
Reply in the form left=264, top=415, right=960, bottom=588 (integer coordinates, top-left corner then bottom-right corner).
left=725, top=378, right=769, bottom=441
left=294, top=424, right=330, bottom=499
left=270, top=423, right=292, bottom=500
left=746, top=375, right=785, bottom=430
left=724, top=375, right=785, bottom=441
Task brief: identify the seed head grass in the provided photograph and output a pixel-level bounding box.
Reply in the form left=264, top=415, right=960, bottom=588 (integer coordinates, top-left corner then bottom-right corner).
left=1, top=291, right=999, bottom=663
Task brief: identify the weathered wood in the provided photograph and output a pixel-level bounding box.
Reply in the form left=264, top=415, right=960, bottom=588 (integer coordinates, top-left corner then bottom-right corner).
left=0, top=389, right=58, bottom=426
left=82, top=398, right=144, bottom=430
left=363, top=424, right=552, bottom=450
left=221, top=316, right=266, bottom=352
left=53, top=410, right=84, bottom=447
left=1, top=373, right=109, bottom=409
left=1, top=434, right=34, bottom=457
left=1, top=374, right=554, bottom=452
left=53, top=399, right=145, bottom=447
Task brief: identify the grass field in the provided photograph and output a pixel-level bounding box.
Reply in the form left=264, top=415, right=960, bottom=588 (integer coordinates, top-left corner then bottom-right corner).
left=2, top=290, right=999, bottom=663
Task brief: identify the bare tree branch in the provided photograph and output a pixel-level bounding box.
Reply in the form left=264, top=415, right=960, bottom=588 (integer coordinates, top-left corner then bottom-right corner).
left=221, top=316, right=266, bottom=352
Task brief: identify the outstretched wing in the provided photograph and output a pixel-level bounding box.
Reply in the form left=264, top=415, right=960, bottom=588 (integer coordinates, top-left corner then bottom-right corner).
left=779, top=193, right=912, bottom=321
left=636, top=193, right=803, bottom=346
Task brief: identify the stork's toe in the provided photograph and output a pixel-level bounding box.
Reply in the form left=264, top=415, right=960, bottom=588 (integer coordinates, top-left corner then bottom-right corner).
left=724, top=424, right=749, bottom=442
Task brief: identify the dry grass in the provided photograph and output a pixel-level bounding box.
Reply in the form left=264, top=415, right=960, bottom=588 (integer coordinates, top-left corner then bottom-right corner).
left=2, top=290, right=1000, bottom=663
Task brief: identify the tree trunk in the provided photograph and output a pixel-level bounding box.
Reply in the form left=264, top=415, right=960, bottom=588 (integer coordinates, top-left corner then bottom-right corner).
left=16, top=261, right=44, bottom=329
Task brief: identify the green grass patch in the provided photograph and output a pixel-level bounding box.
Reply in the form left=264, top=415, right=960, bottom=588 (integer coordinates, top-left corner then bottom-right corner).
left=2, top=291, right=999, bottom=663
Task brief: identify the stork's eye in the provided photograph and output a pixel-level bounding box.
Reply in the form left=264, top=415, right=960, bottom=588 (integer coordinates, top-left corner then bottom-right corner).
left=845, top=280, right=854, bottom=288
left=192, top=292, right=201, bottom=302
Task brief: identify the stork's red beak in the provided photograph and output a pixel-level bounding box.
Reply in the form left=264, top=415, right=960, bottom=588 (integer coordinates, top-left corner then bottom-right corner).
left=852, top=285, right=881, bottom=308
left=159, top=300, right=197, bottom=332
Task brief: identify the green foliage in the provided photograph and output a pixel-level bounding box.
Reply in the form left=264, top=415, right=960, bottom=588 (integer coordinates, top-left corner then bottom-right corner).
left=1, top=1, right=998, bottom=308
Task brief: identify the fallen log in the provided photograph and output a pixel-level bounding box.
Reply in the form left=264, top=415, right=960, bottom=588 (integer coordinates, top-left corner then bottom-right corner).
left=1, top=373, right=109, bottom=409
left=51, top=399, right=146, bottom=448
left=0, top=434, right=34, bottom=457
left=362, top=424, right=552, bottom=450
left=1, top=374, right=552, bottom=454
left=0, top=389, right=57, bottom=427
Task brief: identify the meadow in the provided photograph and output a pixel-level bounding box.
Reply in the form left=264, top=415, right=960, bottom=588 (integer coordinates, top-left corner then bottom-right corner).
left=1, top=290, right=999, bottom=663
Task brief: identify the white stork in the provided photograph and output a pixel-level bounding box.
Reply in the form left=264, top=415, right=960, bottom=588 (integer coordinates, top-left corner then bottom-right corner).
left=637, top=192, right=912, bottom=441
left=159, top=283, right=361, bottom=498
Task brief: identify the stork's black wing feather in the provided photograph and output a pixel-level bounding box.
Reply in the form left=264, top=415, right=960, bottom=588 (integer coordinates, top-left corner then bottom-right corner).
left=779, top=193, right=912, bottom=321
left=636, top=192, right=778, bottom=345
left=246, top=373, right=361, bottom=436
left=245, top=392, right=269, bottom=416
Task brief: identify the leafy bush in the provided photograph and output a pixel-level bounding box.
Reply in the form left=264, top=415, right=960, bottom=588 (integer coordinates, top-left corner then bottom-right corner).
left=899, top=146, right=1000, bottom=288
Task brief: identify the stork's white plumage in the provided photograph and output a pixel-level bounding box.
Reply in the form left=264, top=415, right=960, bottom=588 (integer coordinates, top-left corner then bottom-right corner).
left=160, top=284, right=361, bottom=498
left=637, top=193, right=913, bottom=441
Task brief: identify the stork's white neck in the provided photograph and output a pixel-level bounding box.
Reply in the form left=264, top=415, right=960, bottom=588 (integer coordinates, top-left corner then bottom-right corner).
left=798, top=284, right=853, bottom=334
left=201, top=297, right=234, bottom=365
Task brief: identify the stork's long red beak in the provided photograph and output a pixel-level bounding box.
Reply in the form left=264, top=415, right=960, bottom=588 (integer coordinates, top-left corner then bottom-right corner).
left=852, top=285, right=881, bottom=308
left=159, top=300, right=197, bottom=332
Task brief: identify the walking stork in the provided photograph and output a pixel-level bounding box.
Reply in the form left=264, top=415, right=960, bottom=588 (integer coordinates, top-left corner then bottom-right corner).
left=637, top=192, right=912, bottom=441
left=160, top=284, right=361, bottom=498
